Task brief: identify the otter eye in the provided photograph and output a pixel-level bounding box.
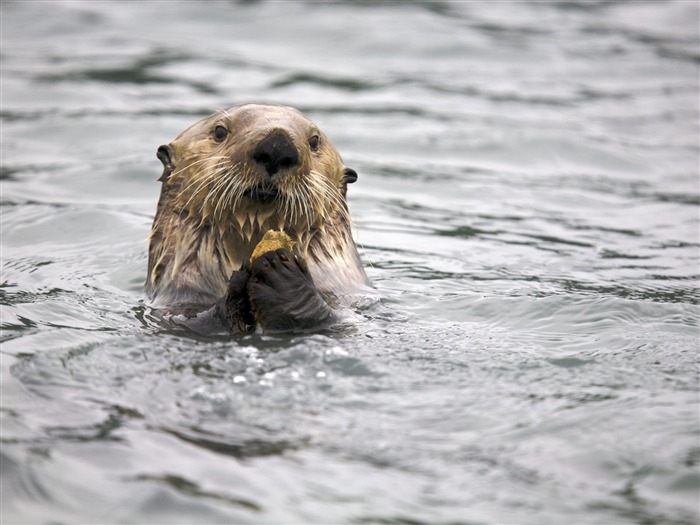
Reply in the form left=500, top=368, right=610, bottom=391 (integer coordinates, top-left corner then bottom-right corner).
left=308, top=135, right=320, bottom=151
left=213, top=126, right=229, bottom=143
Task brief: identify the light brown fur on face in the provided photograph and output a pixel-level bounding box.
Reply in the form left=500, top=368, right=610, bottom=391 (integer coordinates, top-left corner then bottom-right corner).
left=146, top=103, right=368, bottom=309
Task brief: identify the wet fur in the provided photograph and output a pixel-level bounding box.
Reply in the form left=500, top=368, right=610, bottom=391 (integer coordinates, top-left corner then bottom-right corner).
left=146, top=104, right=369, bottom=331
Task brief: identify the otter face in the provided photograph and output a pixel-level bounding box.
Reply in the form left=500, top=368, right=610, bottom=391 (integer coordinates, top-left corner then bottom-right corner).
left=156, top=104, right=357, bottom=234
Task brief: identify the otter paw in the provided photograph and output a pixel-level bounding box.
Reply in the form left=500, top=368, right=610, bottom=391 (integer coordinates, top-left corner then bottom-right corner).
left=218, top=265, right=255, bottom=333
left=248, top=249, right=335, bottom=332
left=249, top=248, right=311, bottom=290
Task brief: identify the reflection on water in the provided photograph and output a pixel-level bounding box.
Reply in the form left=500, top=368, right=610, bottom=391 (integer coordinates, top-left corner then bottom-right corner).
left=2, top=1, right=699, bottom=524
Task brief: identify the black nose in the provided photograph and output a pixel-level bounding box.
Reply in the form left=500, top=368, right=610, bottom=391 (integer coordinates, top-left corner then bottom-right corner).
left=252, top=130, right=299, bottom=176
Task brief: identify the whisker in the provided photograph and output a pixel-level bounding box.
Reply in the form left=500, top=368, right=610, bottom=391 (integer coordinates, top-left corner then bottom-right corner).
left=210, top=167, right=232, bottom=218
left=171, top=155, right=227, bottom=179
left=181, top=162, right=228, bottom=211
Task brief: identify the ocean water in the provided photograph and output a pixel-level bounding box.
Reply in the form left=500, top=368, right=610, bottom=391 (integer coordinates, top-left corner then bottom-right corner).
left=1, top=1, right=698, bottom=524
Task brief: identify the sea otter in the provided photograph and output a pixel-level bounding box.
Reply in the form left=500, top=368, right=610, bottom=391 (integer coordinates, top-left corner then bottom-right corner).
left=145, top=103, right=370, bottom=333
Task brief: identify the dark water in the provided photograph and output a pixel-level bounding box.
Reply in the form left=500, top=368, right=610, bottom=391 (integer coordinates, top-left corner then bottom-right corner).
left=2, top=1, right=699, bottom=524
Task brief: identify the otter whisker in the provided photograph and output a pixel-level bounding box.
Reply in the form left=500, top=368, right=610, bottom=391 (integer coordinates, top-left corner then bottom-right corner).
left=182, top=174, right=217, bottom=214
left=179, top=156, right=228, bottom=182
left=168, top=153, right=204, bottom=178
left=181, top=160, right=229, bottom=212
left=308, top=174, right=329, bottom=219
left=216, top=162, right=247, bottom=219
left=218, top=162, right=253, bottom=222
left=214, top=176, right=234, bottom=219
left=171, top=155, right=227, bottom=179
left=299, top=181, right=316, bottom=226
left=210, top=167, right=234, bottom=219
left=178, top=160, right=222, bottom=200
left=281, top=190, right=292, bottom=226
left=202, top=164, right=233, bottom=217
left=307, top=171, right=346, bottom=225
left=194, top=171, right=228, bottom=218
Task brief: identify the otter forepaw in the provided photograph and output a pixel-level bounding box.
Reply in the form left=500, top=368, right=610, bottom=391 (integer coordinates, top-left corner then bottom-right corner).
left=248, top=249, right=335, bottom=332
left=217, top=265, right=256, bottom=333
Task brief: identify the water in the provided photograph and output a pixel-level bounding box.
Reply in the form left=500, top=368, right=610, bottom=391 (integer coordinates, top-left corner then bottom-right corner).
left=1, top=1, right=699, bottom=523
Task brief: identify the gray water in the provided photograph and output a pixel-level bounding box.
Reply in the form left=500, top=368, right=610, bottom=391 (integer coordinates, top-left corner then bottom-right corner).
left=2, top=1, right=699, bottom=524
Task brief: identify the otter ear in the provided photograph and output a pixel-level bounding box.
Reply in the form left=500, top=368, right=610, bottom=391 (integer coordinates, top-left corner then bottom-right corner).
left=342, top=167, right=358, bottom=185
left=156, top=144, right=175, bottom=182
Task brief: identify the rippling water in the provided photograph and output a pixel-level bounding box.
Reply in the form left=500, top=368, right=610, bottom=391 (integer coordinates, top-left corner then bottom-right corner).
left=2, top=1, right=699, bottom=524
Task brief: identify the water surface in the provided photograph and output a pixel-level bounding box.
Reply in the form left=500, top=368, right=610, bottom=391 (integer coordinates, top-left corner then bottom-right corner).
left=2, top=1, right=699, bottom=524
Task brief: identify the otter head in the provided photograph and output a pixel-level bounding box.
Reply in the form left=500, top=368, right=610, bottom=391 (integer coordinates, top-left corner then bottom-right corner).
left=147, top=103, right=365, bottom=306
left=156, top=104, right=357, bottom=236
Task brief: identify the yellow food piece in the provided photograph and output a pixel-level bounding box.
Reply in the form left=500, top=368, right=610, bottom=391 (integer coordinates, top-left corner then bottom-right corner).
left=250, top=230, right=295, bottom=263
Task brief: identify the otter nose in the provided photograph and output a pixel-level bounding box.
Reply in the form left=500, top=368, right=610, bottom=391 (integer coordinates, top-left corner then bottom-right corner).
left=252, top=130, right=299, bottom=176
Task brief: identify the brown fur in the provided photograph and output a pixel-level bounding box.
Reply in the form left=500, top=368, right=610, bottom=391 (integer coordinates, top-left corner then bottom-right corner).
left=146, top=103, right=368, bottom=310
